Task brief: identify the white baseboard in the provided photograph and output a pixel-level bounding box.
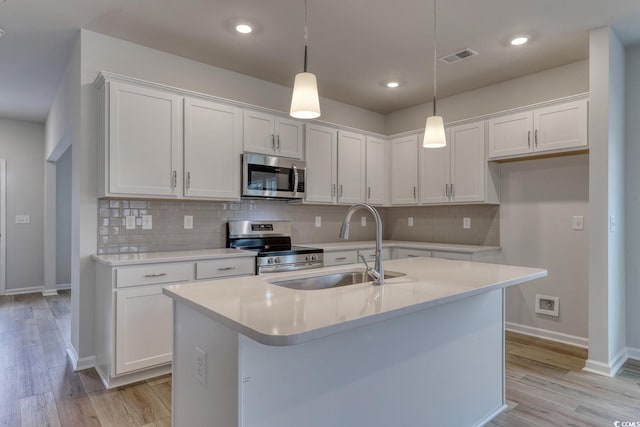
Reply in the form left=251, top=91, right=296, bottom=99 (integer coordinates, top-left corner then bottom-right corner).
left=67, top=346, right=96, bottom=372
left=626, top=347, right=640, bottom=362
left=584, top=346, right=628, bottom=377
left=56, top=283, right=71, bottom=291
left=476, top=404, right=507, bottom=427
left=5, top=285, right=44, bottom=296
left=42, top=289, right=59, bottom=296
left=505, top=322, right=589, bottom=348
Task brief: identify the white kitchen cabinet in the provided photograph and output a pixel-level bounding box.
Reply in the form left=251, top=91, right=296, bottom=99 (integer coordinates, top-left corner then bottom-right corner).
left=337, top=130, right=366, bottom=204
left=365, top=136, right=388, bottom=205
left=358, top=248, right=392, bottom=263
left=101, top=80, right=183, bottom=197
left=243, top=109, right=303, bottom=159
left=488, top=98, right=588, bottom=160
left=324, top=250, right=359, bottom=266
left=184, top=97, right=242, bottom=199
left=419, top=130, right=451, bottom=204
left=305, top=124, right=338, bottom=203
left=391, top=135, right=419, bottom=205
left=304, top=126, right=366, bottom=205
left=392, top=248, right=433, bottom=259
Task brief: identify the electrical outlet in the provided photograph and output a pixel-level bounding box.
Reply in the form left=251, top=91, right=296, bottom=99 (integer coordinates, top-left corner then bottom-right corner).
left=125, top=216, right=136, bottom=230
left=408, top=217, right=414, bottom=227
left=463, top=217, right=471, bottom=229
left=534, top=294, right=559, bottom=317
left=361, top=216, right=366, bottom=227
left=609, top=216, right=616, bottom=233
left=15, top=215, right=31, bottom=224
left=184, top=215, right=194, bottom=229
left=315, top=216, right=321, bottom=227
left=572, top=216, right=584, bottom=230
left=142, top=215, right=153, bottom=230
left=195, top=346, right=206, bottom=387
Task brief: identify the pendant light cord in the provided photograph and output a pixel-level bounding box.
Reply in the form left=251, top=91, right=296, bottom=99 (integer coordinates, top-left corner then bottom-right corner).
left=432, top=0, right=437, bottom=116
left=303, top=0, right=309, bottom=72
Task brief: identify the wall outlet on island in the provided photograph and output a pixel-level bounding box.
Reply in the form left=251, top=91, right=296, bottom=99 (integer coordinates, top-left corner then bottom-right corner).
left=535, top=294, right=559, bottom=317
left=195, top=346, right=206, bottom=387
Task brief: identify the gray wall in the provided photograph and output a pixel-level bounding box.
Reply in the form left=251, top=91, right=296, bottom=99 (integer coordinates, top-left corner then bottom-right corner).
left=55, top=146, right=71, bottom=285
left=0, top=118, right=45, bottom=291
left=626, top=45, right=640, bottom=351
left=501, top=155, right=589, bottom=341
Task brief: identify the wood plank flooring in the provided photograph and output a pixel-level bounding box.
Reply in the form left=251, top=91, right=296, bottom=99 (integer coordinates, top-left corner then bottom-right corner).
left=1, top=292, right=639, bottom=426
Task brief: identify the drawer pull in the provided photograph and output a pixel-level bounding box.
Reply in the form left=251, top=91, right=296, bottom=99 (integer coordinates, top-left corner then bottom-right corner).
left=335, top=257, right=347, bottom=261
left=217, top=267, right=236, bottom=271
left=407, top=255, right=419, bottom=258
left=144, top=273, right=167, bottom=278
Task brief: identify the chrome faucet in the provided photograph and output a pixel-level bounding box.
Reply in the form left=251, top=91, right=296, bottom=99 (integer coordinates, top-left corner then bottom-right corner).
left=339, top=203, right=384, bottom=285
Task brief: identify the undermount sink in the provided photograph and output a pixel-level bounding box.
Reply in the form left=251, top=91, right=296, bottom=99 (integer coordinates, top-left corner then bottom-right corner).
left=267, top=270, right=406, bottom=290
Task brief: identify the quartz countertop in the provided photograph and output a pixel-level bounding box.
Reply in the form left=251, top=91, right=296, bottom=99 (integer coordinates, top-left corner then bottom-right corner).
left=301, top=240, right=500, bottom=253
left=91, top=248, right=256, bottom=266
left=163, top=257, right=545, bottom=346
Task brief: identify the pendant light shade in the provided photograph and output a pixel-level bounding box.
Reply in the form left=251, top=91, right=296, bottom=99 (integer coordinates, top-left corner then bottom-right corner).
left=423, top=115, right=446, bottom=148
left=423, top=0, right=446, bottom=148
left=290, top=72, right=321, bottom=119
left=290, top=0, right=321, bottom=119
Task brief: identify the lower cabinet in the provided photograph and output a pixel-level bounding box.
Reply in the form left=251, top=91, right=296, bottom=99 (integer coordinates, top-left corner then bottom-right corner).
left=324, top=250, right=359, bottom=266
left=392, top=248, right=433, bottom=259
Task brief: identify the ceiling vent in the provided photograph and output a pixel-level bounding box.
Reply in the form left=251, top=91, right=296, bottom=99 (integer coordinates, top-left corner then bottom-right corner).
left=439, top=48, right=478, bottom=64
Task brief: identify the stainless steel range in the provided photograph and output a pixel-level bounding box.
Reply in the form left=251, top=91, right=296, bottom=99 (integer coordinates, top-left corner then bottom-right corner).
left=226, top=220, right=324, bottom=274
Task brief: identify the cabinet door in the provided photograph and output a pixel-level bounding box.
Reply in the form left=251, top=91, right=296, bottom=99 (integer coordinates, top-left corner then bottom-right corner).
left=534, top=99, right=588, bottom=153
left=366, top=137, right=387, bottom=205
left=450, top=121, right=486, bottom=202
left=324, top=250, right=358, bottom=266
left=419, top=131, right=451, bottom=204
left=108, top=81, right=182, bottom=197
left=274, top=117, right=303, bottom=159
left=243, top=109, right=275, bottom=155
left=305, top=124, right=337, bottom=203
left=391, top=135, right=419, bottom=205
left=393, top=248, right=432, bottom=259
left=184, top=98, right=242, bottom=199
left=487, top=111, right=533, bottom=159
left=337, top=130, right=366, bottom=204
left=116, top=285, right=172, bottom=374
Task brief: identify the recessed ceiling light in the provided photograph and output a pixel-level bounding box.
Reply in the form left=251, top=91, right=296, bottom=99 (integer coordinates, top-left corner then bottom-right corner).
left=386, top=81, right=400, bottom=88
left=510, top=36, right=529, bottom=46
left=0, top=28, right=5, bottom=39
left=235, top=24, right=253, bottom=34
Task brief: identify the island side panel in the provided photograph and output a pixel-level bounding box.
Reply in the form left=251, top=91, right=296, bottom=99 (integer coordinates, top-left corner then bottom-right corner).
left=172, top=300, right=241, bottom=427
left=240, top=289, right=505, bottom=427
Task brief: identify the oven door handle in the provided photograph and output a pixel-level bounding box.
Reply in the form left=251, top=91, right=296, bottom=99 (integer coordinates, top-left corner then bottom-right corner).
left=292, top=165, right=299, bottom=196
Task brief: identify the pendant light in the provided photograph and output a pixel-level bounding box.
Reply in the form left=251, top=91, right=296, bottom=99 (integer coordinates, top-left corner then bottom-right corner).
left=423, top=0, right=446, bottom=148
left=290, top=0, right=321, bottom=119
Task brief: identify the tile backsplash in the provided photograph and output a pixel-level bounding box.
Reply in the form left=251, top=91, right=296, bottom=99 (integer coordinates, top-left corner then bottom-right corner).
left=97, top=199, right=500, bottom=254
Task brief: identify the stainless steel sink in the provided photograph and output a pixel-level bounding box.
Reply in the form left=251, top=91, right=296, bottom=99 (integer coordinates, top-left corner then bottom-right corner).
left=267, top=270, right=406, bottom=290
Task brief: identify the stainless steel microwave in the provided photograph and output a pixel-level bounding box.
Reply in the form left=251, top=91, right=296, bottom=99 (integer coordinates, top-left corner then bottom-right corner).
left=242, top=153, right=306, bottom=199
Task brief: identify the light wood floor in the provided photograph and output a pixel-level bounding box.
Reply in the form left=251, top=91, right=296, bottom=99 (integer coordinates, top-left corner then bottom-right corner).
left=1, top=292, right=639, bottom=426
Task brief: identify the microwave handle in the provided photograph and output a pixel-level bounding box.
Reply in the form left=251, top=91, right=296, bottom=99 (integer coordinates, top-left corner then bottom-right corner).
left=292, top=165, right=299, bottom=195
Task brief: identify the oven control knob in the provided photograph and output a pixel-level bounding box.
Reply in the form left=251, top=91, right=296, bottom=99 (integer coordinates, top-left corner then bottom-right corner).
left=311, top=255, right=317, bottom=261
left=305, top=255, right=310, bottom=261
left=267, top=258, right=274, bottom=264
left=274, top=257, right=281, bottom=264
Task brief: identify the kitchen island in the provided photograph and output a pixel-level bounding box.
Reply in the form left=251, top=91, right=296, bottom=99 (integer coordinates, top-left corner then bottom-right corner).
left=163, top=257, right=546, bottom=427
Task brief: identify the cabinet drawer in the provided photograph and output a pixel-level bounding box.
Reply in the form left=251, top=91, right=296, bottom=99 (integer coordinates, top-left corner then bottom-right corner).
left=358, top=248, right=392, bottom=262
left=393, top=248, right=432, bottom=259
left=196, top=257, right=255, bottom=280
left=116, top=263, right=194, bottom=288
left=431, top=251, right=472, bottom=261
left=324, top=250, right=358, bottom=266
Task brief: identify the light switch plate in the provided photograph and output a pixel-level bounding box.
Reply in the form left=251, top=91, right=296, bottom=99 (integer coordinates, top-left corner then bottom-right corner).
left=572, top=216, right=584, bottom=230
left=125, top=216, right=136, bottom=230
left=184, top=215, right=194, bottom=229
left=142, top=215, right=153, bottom=230
left=195, top=346, right=206, bottom=387
left=463, top=217, right=471, bottom=229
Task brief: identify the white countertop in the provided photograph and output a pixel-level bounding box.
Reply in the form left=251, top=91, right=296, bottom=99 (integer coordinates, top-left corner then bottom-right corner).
left=91, top=248, right=256, bottom=266
left=302, top=240, right=501, bottom=253
left=163, top=257, right=545, bottom=346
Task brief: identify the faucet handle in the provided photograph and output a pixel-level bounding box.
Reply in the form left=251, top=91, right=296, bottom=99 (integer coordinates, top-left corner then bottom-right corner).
left=359, top=254, right=381, bottom=281
left=358, top=254, right=370, bottom=270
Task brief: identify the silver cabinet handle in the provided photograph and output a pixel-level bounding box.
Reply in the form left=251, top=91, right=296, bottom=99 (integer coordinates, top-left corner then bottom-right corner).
left=292, top=165, right=299, bottom=195
left=408, top=255, right=419, bottom=258
left=451, top=184, right=455, bottom=197
left=331, top=184, right=336, bottom=197
left=367, top=187, right=371, bottom=200
left=534, top=129, right=538, bottom=147
left=217, top=267, right=236, bottom=272
left=144, top=273, right=167, bottom=278
left=528, top=130, right=531, bottom=148
left=445, top=184, right=450, bottom=197
left=335, top=257, right=347, bottom=261
left=171, top=170, right=177, bottom=188
left=186, top=171, right=191, bottom=189
left=339, top=184, right=343, bottom=198
left=413, top=186, right=417, bottom=199
left=276, top=134, right=281, bottom=151
left=271, top=134, right=276, bottom=150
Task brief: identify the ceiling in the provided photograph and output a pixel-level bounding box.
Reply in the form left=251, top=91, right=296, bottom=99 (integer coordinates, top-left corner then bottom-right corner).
left=2, top=0, right=640, bottom=123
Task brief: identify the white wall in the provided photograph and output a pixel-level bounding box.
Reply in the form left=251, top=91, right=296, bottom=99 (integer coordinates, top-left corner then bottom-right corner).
left=625, top=46, right=640, bottom=351
left=385, top=60, right=589, bottom=135
left=0, top=118, right=45, bottom=292
left=55, top=146, right=71, bottom=285
left=586, top=27, right=627, bottom=376
left=501, top=155, right=589, bottom=342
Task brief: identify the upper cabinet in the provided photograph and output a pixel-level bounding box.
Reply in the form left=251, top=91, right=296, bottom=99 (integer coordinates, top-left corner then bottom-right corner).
left=243, top=110, right=303, bottom=159
left=390, top=135, right=419, bottom=205
left=97, top=75, right=242, bottom=200
left=337, top=130, right=366, bottom=204
left=102, top=80, right=183, bottom=198
left=488, top=98, right=588, bottom=160
left=365, top=136, right=388, bottom=206
left=183, top=97, right=242, bottom=199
